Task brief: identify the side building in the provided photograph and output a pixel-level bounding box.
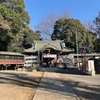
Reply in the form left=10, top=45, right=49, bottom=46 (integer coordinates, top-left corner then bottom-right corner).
left=0, top=51, right=24, bottom=70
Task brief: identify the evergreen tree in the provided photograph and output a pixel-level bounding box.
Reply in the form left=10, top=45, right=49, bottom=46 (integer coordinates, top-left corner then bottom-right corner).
left=93, top=11, right=100, bottom=53
left=0, top=0, right=40, bottom=52
left=52, top=18, right=96, bottom=53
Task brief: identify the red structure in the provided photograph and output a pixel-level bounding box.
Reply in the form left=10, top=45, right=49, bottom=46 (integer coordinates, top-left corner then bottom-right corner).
left=0, top=52, right=24, bottom=70
left=0, top=60, right=24, bottom=65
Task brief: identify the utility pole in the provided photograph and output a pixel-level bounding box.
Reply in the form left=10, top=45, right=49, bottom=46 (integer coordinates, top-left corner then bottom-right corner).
left=76, top=29, right=79, bottom=68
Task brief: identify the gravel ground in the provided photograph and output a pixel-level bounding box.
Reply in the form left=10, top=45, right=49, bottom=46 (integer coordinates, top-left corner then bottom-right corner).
left=0, top=68, right=100, bottom=100
left=0, top=71, right=43, bottom=100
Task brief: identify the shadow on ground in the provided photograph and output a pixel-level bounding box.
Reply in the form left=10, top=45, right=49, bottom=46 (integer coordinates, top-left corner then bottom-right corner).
left=36, top=75, right=100, bottom=100
left=34, top=67, right=100, bottom=100
left=41, top=67, right=83, bottom=75
left=63, top=79, right=100, bottom=100
left=0, top=71, right=43, bottom=88
left=0, top=69, right=100, bottom=100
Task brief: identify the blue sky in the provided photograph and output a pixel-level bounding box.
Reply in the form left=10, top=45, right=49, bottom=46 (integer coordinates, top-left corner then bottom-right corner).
left=24, top=0, right=100, bottom=31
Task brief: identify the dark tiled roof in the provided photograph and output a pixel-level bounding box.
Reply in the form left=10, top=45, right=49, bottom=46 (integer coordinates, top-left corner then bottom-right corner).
left=24, top=40, right=74, bottom=53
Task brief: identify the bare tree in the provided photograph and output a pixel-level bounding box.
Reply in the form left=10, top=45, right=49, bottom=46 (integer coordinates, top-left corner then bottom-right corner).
left=83, top=21, right=94, bottom=32
left=63, top=9, right=70, bottom=18
left=35, top=10, right=70, bottom=40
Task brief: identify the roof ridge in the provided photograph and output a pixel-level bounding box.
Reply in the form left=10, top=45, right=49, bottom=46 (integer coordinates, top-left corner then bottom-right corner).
left=45, top=43, right=59, bottom=49
left=39, top=43, right=60, bottom=51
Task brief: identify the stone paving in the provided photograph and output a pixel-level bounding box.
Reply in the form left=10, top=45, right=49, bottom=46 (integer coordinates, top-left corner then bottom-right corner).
left=33, top=72, right=80, bottom=100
